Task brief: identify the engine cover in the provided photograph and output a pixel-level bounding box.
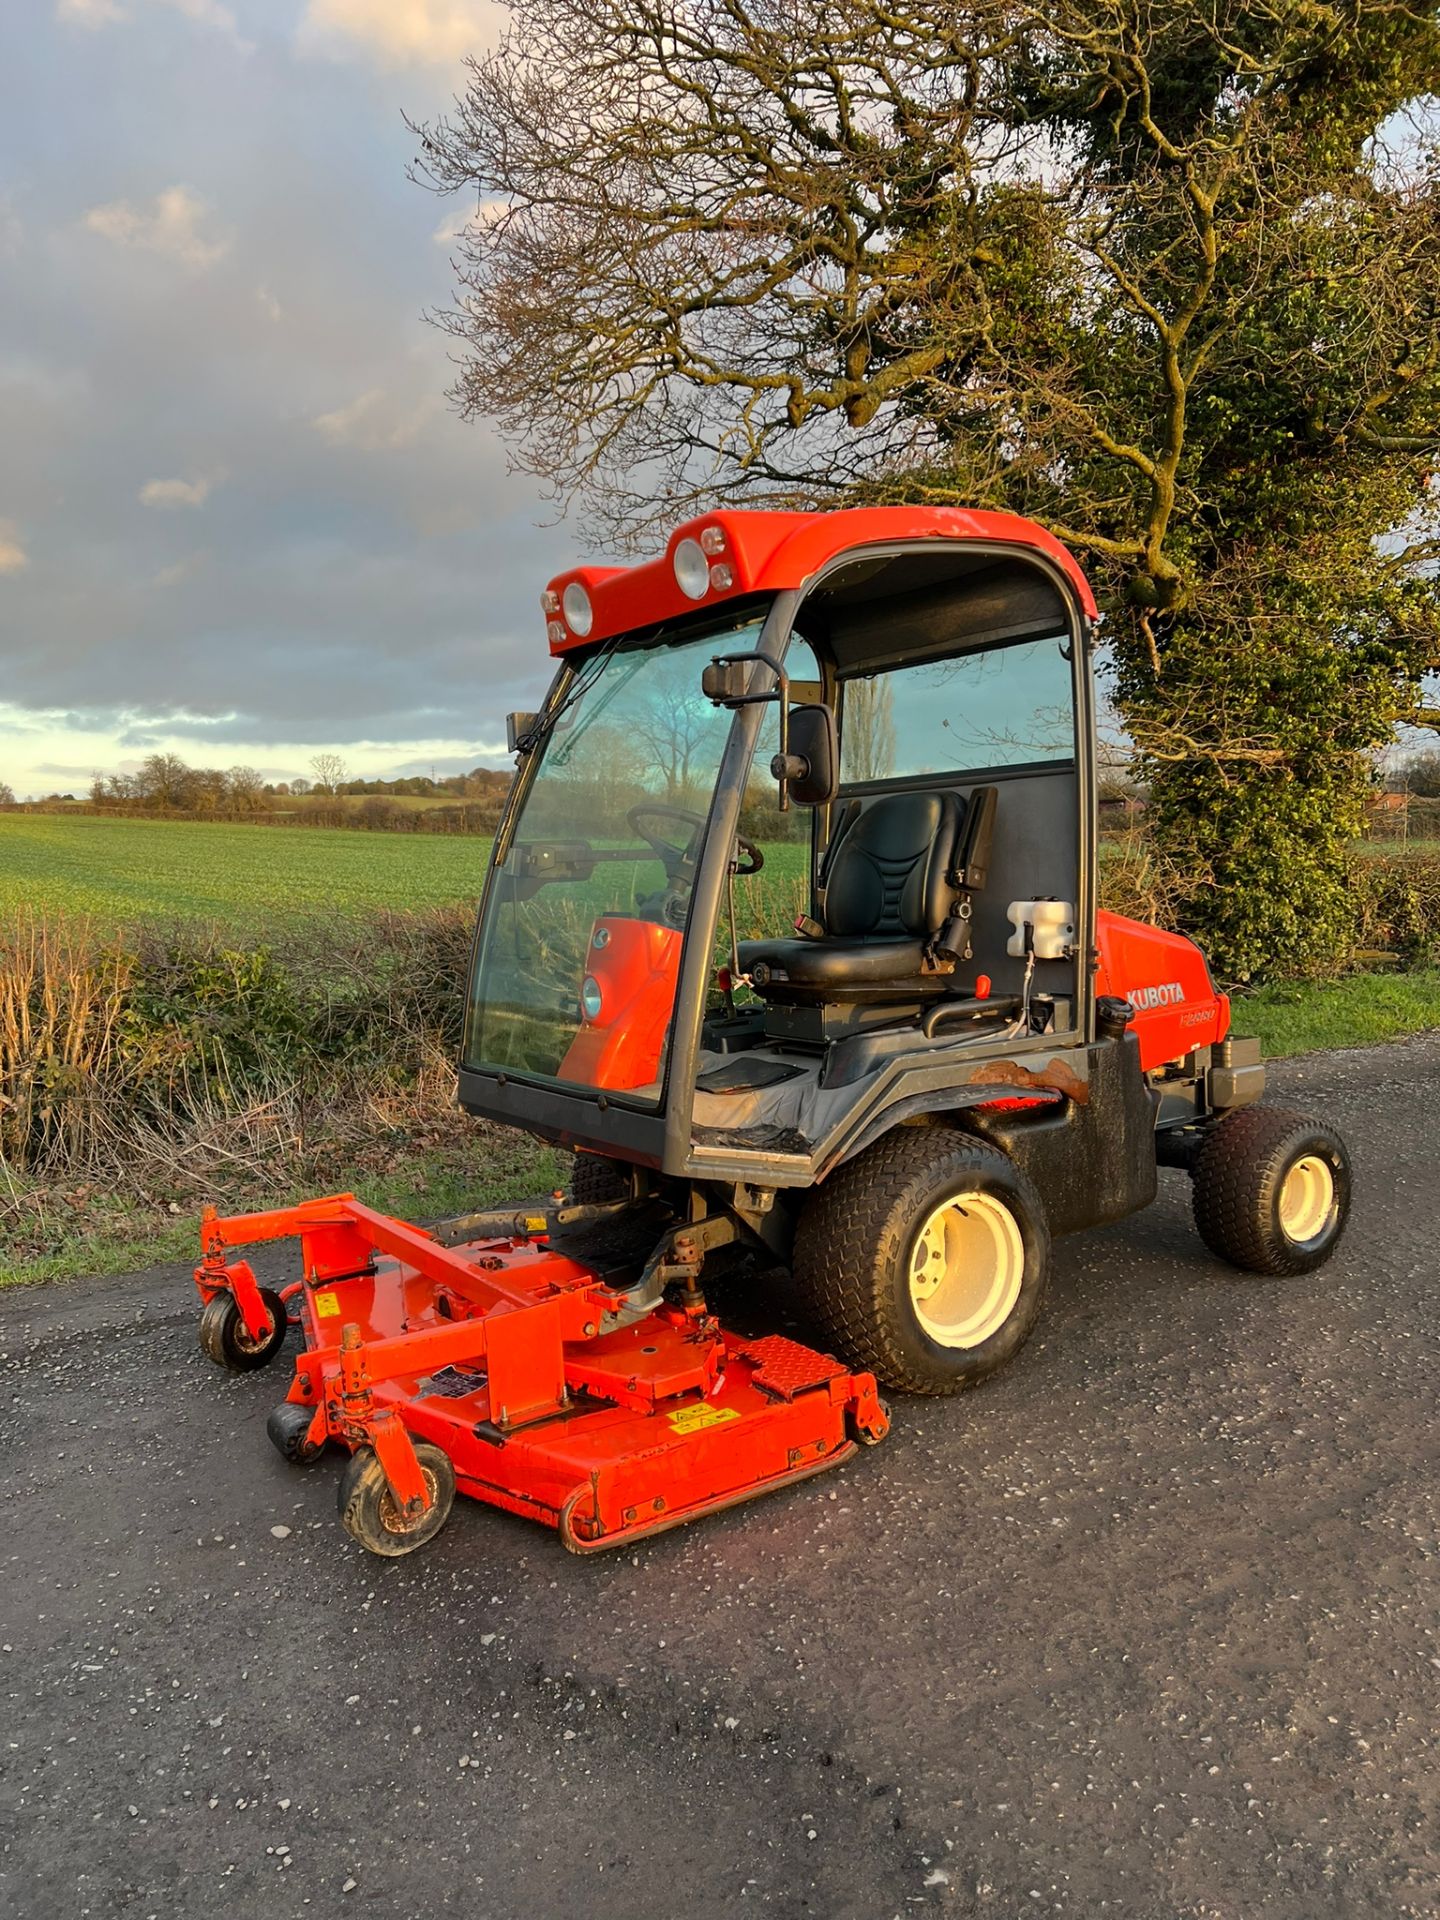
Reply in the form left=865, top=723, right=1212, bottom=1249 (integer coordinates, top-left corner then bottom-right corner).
left=1095, top=910, right=1229, bottom=1070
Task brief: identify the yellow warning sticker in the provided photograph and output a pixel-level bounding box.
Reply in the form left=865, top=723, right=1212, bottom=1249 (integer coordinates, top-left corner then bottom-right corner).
left=668, top=1403, right=740, bottom=1435
left=313, top=1290, right=341, bottom=1318
left=523, top=1215, right=548, bottom=1234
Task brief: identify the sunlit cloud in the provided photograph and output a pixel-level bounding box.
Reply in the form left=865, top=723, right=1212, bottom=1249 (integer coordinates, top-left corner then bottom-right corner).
left=311, top=387, right=438, bottom=451
left=298, top=0, right=502, bottom=70
left=0, top=521, right=29, bottom=575
left=139, top=474, right=216, bottom=509
left=431, top=198, right=505, bottom=247
left=84, top=185, right=229, bottom=269
left=57, top=0, right=247, bottom=42
left=56, top=0, right=127, bottom=26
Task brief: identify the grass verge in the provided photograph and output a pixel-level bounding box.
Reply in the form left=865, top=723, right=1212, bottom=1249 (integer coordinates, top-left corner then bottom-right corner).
left=1, top=1131, right=562, bottom=1290
left=1230, top=968, right=1440, bottom=1058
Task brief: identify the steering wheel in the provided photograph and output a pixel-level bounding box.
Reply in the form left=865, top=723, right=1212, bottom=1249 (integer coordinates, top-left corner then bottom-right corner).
left=626, top=804, right=764, bottom=883
left=627, top=804, right=707, bottom=885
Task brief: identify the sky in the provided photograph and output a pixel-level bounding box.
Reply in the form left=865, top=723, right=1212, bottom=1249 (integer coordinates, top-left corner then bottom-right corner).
left=0, top=0, right=574, bottom=799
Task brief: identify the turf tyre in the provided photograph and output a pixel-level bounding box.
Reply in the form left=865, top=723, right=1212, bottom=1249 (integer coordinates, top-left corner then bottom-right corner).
left=198, top=1288, right=288, bottom=1371
left=792, top=1127, right=1050, bottom=1395
left=1191, top=1106, right=1351, bottom=1276
left=569, top=1153, right=630, bottom=1205
left=337, top=1443, right=456, bottom=1558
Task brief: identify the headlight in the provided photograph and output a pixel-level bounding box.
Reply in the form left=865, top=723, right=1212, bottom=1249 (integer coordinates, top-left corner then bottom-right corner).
left=562, top=581, right=593, bottom=636
left=580, top=975, right=604, bottom=1021
left=673, top=537, right=710, bottom=600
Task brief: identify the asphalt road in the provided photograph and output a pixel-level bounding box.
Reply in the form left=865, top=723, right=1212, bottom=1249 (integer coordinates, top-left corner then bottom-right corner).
left=3, top=1038, right=1438, bottom=1920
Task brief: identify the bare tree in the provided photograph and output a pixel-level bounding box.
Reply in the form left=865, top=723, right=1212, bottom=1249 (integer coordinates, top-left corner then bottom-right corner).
left=841, top=680, right=896, bottom=783
left=0, top=779, right=15, bottom=808
left=226, top=766, right=266, bottom=812
left=414, top=0, right=1440, bottom=974
left=138, top=752, right=195, bottom=811
left=309, top=752, right=348, bottom=796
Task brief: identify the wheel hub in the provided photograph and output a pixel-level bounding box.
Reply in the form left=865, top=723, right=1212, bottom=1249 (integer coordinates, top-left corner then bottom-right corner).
left=908, top=1192, right=1025, bottom=1349
left=1278, top=1154, right=1336, bottom=1244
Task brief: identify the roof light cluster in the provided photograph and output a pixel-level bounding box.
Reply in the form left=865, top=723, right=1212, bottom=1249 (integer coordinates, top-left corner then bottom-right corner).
left=543, top=580, right=594, bottom=642
left=674, top=525, right=732, bottom=600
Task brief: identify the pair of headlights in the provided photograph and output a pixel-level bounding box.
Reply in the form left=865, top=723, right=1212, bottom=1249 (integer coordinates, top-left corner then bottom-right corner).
left=544, top=525, right=734, bottom=641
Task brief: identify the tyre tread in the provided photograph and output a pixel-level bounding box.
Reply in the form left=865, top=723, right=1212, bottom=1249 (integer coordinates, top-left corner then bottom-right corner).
left=1192, top=1105, right=1350, bottom=1276
left=792, top=1125, right=1048, bottom=1395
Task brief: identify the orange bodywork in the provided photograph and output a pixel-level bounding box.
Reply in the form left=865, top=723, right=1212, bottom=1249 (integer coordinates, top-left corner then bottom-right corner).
left=1096, top=909, right=1230, bottom=1070
left=557, top=915, right=682, bottom=1092
left=542, top=506, right=1099, bottom=653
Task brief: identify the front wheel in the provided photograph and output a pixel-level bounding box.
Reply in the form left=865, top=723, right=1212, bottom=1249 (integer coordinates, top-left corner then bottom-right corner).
left=792, top=1128, right=1050, bottom=1395
left=337, top=1443, right=456, bottom=1558
left=198, top=1288, right=288, bottom=1371
left=1191, top=1106, right=1351, bottom=1276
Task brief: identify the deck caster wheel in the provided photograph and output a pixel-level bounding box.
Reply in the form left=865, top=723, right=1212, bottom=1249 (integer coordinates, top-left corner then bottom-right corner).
left=199, top=1288, right=289, bottom=1372
left=267, top=1401, right=326, bottom=1466
left=1191, top=1106, right=1351, bottom=1276
left=793, top=1128, right=1050, bottom=1395
left=337, top=1444, right=455, bottom=1558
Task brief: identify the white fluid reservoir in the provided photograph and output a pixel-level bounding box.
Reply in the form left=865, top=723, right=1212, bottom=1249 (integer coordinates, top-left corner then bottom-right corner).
left=1006, top=899, right=1076, bottom=960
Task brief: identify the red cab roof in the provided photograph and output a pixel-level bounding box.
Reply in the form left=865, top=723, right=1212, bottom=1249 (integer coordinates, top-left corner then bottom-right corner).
left=541, top=506, right=1097, bottom=654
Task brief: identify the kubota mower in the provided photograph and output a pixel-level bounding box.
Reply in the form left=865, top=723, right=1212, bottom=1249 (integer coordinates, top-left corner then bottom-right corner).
left=193, top=506, right=1352, bottom=1557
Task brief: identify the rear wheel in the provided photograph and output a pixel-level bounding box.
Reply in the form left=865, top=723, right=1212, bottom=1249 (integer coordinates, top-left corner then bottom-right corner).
left=569, top=1152, right=629, bottom=1205
left=792, top=1128, right=1050, bottom=1394
left=1192, top=1106, right=1351, bottom=1275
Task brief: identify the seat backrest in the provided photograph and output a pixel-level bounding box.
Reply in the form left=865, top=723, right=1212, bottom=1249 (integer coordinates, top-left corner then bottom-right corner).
left=823, top=791, right=961, bottom=940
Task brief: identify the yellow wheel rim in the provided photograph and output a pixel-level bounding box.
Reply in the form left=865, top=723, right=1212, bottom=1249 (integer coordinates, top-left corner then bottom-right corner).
left=908, top=1192, right=1025, bottom=1349
left=1278, top=1154, right=1336, bottom=1244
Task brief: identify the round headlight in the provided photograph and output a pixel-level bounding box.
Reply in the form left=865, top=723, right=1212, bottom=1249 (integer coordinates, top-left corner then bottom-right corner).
left=562, top=581, right=593, bottom=636
left=673, top=537, right=710, bottom=600
left=580, top=975, right=604, bottom=1021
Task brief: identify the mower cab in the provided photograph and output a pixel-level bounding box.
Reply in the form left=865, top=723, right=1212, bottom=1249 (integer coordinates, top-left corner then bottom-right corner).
left=193, top=507, right=1353, bottom=1557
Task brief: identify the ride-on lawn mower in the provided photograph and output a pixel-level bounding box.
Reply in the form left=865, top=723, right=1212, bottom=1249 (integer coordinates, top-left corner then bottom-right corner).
left=193, top=506, right=1353, bottom=1557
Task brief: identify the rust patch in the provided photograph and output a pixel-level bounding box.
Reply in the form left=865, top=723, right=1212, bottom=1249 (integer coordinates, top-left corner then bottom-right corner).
left=964, top=1057, right=1090, bottom=1106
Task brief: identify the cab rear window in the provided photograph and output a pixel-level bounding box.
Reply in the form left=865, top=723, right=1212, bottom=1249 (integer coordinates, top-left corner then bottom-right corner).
left=839, top=636, right=1075, bottom=783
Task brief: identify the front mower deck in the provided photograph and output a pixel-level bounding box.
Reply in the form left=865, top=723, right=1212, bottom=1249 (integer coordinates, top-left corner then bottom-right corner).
left=194, top=1193, right=888, bottom=1555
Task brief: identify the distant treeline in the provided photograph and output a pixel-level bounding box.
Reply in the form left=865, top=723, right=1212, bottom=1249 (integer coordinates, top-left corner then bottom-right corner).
left=16, top=752, right=514, bottom=834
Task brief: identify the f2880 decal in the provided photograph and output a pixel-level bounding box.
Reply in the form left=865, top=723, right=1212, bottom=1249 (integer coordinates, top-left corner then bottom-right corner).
left=1130, top=981, right=1186, bottom=1010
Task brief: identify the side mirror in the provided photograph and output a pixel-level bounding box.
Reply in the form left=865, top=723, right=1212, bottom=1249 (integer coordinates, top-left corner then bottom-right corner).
left=701, top=659, right=753, bottom=704
left=771, top=703, right=838, bottom=808
left=506, top=711, right=539, bottom=754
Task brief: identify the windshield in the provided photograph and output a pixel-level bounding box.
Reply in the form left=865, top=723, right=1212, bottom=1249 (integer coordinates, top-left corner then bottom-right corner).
left=463, top=617, right=765, bottom=1103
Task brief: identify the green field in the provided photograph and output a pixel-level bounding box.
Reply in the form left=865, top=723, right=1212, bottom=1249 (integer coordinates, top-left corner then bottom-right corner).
left=0, top=814, right=491, bottom=924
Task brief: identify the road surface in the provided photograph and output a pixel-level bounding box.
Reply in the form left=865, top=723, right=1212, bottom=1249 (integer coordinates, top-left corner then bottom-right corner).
left=2, top=1038, right=1437, bottom=1918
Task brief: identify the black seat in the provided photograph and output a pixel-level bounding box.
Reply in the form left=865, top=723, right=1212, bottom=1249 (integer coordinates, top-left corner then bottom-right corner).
left=739, top=790, right=965, bottom=1000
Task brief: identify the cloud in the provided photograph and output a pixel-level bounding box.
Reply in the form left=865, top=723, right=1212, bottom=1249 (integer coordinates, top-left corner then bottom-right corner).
left=139, top=474, right=215, bottom=509
left=156, top=0, right=243, bottom=39
left=56, top=0, right=127, bottom=25
left=298, top=0, right=502, bottom=70
left=84, top=185, right=229, bottom=268
left=57, top=0, right=246, bottom=41
left=0, top=521, right=28, bottom=575
left=431, top=199, right=506, bottom=247
left=312, top=388, right=439, bottom=451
